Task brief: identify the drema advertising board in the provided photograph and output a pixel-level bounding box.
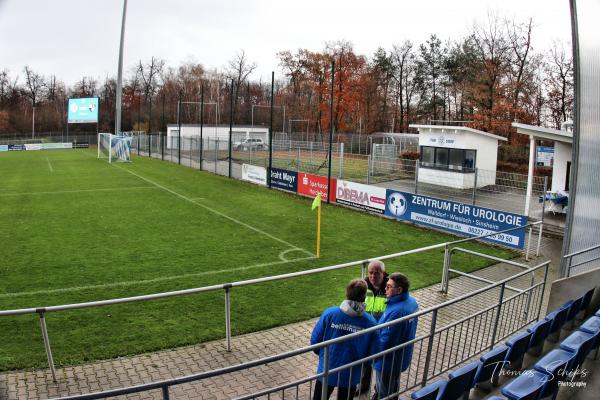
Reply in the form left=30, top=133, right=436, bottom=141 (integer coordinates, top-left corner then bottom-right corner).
left=68, top=97, right=99, bottom=123
left=384, top=190, right=527, bottom=249
left=241, top=164, right=267, bottom=186
left=336, top=180, right=386, bottom=214
left=297, top=172, right=336, bottom=202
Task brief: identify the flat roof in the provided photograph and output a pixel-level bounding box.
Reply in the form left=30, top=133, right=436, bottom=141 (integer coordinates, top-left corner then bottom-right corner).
left=409, top=124, right=508, bottom=142
left=512, top=122, right=573, bottom=144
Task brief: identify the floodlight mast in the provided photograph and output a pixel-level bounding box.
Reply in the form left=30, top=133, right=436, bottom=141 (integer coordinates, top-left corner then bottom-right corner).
left=115, top=0, right=128, bottom=136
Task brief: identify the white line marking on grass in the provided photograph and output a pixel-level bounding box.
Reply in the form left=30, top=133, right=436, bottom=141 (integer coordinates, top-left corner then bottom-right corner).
left=0, top=255, right=317, bottom=298
left=116, top=165, right=315, bottom=257
left=0, top=187, right=157, bottom=197
left=46, top=157, right=54, bottom=172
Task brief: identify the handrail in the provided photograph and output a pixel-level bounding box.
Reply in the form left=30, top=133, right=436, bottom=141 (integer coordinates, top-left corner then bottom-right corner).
left=563, top=242, right=600, bottom=258
left=54, top=259, right=550, bottom=400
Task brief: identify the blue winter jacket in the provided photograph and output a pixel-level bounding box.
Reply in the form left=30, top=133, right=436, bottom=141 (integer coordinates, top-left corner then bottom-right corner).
left=310, top=306, right=378, bottom=387
left=373, top=292, right=418, bottom=375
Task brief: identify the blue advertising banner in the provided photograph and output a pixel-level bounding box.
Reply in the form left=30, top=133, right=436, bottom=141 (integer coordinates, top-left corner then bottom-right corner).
left=8, top=144, right=24, bottom=151
left=68, top=97, right=99, bottom=123
left=384, top=190, right=527, bottom=249
left=0, top=145, right=7, bottom=152
left=269, top=168, right=298, bottom=192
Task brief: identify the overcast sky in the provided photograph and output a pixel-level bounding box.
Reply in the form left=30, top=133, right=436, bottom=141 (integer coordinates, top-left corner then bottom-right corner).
left=0, top=0, right=572, bottom=86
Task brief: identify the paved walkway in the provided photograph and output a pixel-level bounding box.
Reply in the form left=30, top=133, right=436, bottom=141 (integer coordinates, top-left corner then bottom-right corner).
left=0, top=237, right=566, bottom=399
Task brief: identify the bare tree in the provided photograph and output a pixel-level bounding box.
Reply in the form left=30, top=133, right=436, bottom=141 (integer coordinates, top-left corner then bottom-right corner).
left=23, top=66, right=46, bottom=138
left=545, top=41, right=574, bottom=129
left=138, top=57, right=165, bottom=132
left=227, top=50, right=256, bottom=121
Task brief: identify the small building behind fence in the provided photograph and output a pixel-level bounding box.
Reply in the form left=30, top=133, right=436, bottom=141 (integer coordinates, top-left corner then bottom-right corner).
left=166, top=124, right=270, bottom=149
left=410, top=124, right=507, bottom=189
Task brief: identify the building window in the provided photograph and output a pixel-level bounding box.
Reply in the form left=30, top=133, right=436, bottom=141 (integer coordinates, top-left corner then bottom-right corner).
left=419, top=146, right=476, bottom=173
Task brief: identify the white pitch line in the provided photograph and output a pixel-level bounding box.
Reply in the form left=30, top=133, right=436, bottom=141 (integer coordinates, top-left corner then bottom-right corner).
left=0, top=186, right=157, bottom=197
left=0, top=255, right=317, bottom=299
left=46, top=157, right=54, bottom=172
left=116, top=165, right=315, bottom=257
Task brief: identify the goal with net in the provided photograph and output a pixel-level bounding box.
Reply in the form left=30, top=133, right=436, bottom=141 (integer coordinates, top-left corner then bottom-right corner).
left=98, top=133, right=132, bottom=163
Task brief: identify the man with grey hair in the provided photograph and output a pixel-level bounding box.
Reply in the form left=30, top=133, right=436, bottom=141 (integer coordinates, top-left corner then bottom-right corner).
left=357, top=260, right=389, bottom=396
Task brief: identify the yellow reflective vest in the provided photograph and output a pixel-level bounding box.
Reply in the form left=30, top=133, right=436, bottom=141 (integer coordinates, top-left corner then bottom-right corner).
left=364, top=276, right=388, bottom=321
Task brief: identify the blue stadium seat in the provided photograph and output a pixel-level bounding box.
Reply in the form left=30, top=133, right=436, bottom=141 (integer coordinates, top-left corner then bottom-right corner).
left=595, top=309, right=600, bottom=317
left=410, top=381, right=441, bottom=400
left=485, top=397, right=508, bottom=400
left=533, top=354, right=569, bottom=400
left=563, top=298, right=582, bottom=330
left=534, top=348, right=577, bottom=376
left=411, top=362, right=479, bottom=400
left=527, top=319, right=551, bottom=356
left=474, top=345, right=509, bottom=390
left=545, top=306, right=568, bottom=342
left=579, top=288, right=595, bottom=318
left=500, top=369, right=547, bottom=400
left=578, top=317, right=600, bottom=359
left=559, top=330, right=595, bottom=369
left=505, top=331, right=532, bottom=371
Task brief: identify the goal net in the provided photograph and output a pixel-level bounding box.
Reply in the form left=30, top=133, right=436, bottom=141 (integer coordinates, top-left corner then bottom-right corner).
left=98, top=133, right=132, bottom=163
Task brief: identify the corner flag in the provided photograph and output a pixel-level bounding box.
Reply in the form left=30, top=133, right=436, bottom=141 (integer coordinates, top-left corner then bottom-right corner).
left=312, top=194, right=322, bottom=257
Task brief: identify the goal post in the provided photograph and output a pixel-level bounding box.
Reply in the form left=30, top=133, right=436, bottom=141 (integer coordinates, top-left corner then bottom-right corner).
left=98, top=132, right=132, bottom=163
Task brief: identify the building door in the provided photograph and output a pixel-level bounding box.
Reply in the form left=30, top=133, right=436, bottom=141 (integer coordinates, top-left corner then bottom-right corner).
left=566, top=161, right=571, bottom=191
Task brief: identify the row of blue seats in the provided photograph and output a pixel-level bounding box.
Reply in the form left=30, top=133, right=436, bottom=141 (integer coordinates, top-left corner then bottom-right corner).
left=409, top=287, right=597, bottom=400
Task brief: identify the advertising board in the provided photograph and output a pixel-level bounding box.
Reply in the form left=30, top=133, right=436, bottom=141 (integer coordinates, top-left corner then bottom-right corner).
left=297, top=172, right=336, bottom=202
left=536, top=146, right=554, bottom=167
left=241, top=164, right=267, bottom=186
left=384, top=190, right=527, bottom=249
left=269, top=168, right=298, bottom=192
left=8, top=144, right=24, bottom=151
left=336, top=180, right=386, bottom=214
left=43, top=143, right=73, bottom=150
left=0, top=145, right=8, bottom=152
left=24, top=143, right=42, bottom=151
left=68, top=97, right=99, bottom=123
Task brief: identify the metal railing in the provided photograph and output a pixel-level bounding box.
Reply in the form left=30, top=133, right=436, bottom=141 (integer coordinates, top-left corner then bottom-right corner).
left=53, top=257, right=550, bottom=400
left=562, top=243, right=600, bottom=277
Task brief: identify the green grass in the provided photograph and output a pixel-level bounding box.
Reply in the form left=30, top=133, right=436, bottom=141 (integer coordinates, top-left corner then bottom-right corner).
left=0, top=149, right=514, bottom=371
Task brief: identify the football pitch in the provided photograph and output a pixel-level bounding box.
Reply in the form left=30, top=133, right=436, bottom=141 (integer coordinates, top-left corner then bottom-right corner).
left=0, top=149, right=513, bottom=371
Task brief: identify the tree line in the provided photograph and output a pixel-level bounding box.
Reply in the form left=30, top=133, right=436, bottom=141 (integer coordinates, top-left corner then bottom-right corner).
left=1, top=15, right=573, bottom=144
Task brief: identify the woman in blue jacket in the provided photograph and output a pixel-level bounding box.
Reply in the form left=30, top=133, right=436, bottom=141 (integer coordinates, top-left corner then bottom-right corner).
left=373, top=272, right=418, bottom=400
left=310, top=278, right=378, bottom=400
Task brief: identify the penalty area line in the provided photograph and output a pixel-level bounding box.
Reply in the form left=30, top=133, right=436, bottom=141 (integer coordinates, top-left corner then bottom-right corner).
left=0, top=255, right=318, bottom=299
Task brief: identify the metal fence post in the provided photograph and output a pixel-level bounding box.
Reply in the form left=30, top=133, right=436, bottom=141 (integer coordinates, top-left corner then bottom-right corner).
left=361, top=261, right=368, bottom=279
left=215, top=138, right=219, bottom=174
left=339, top=142, right=344, bottom=178
left=37, top=310, right=57, bottom=382
left=536, top=223, right=543, bottom=257
left=297, top=146, right=301, bottom=171
left=414, top=160, right=419, bottom=194
left=441, top=244, right=450, bottom=294
left=321, top=345, right=330, bottom=400
left=472, top=168, right=478, bottom=205
left=420, top=308, right=438, bottom=387
left=162, top=386, right=170, bottom=400
left=525, top=227, right=533, bottom=261
left=489, top=283, right=506, bottom=351
left=367, top=154, right=371, bottom=185
left=536, top=263, right=550, bottom=320
left=224, top=284, right=232, bottom=352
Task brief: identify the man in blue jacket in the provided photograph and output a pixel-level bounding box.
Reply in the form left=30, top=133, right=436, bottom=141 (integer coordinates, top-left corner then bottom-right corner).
left=311, top=278, right=378, bottom=400
left=373, top=272, right=418, bottom=400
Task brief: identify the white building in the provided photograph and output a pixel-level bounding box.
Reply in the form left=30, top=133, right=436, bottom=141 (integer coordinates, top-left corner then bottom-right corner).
left=166, top=124, right=269, bottom=149
left=513, top=122, right=573, bottom=215
left=410, top=124, right=507, bottom=189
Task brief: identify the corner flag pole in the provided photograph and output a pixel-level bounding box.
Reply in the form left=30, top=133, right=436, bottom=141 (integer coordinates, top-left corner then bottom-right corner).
left=312, top=194, right=322, bottom=257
